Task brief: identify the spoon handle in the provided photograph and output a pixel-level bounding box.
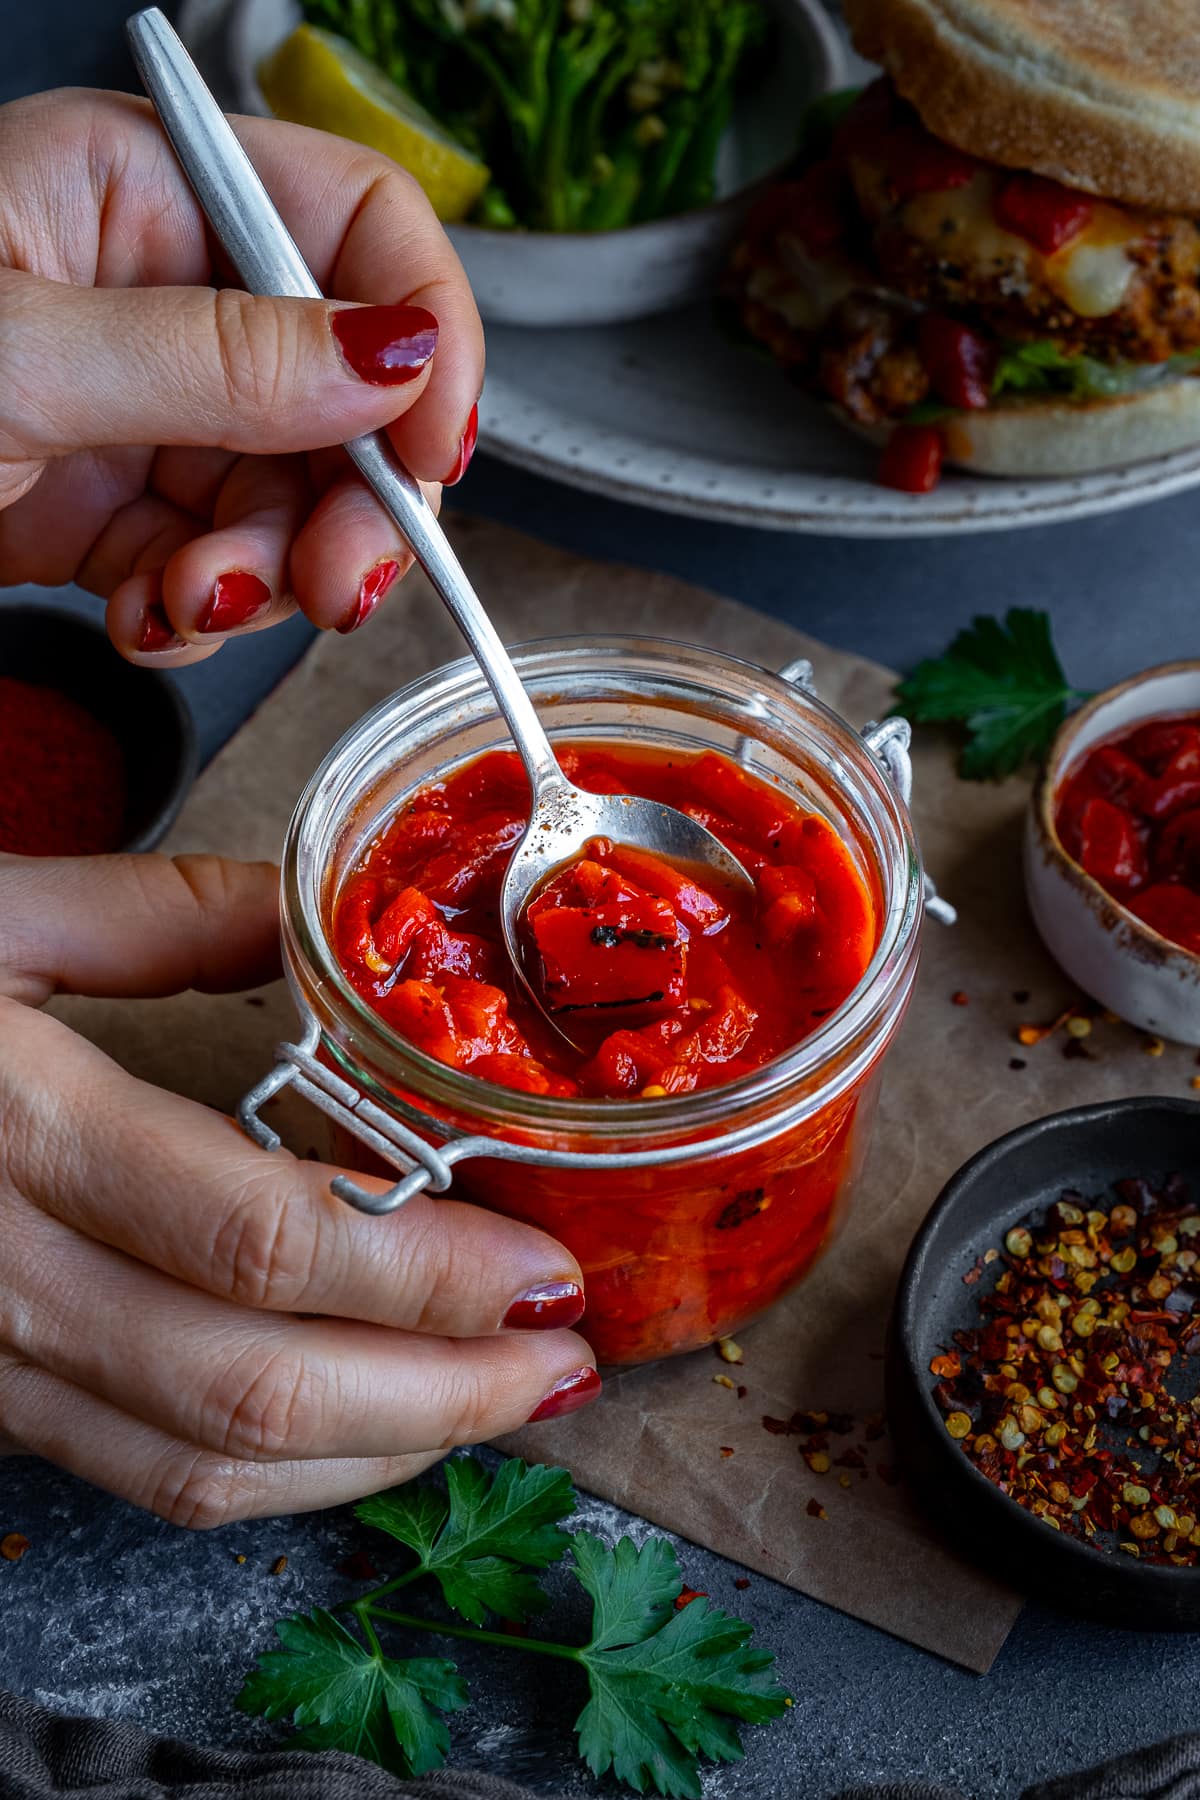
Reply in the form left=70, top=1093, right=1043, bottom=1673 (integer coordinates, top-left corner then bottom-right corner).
left=125, top=6, right=563, bottom=794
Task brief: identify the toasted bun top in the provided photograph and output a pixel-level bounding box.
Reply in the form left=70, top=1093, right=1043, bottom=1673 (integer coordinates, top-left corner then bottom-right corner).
left=843, top=0, right=1200, bottom=213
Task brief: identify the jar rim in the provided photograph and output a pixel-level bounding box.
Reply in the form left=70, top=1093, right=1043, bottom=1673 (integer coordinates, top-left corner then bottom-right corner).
left=282, top=634, right=924, bottom=1140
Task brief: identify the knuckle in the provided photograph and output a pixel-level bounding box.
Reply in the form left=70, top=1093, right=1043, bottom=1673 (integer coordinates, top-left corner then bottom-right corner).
left=209, top=1180, right=320, bottom=1312
left=147, top=1449, right=245, bottom=1530
left=201, top=1345, right=320, bottom=1462
left=436, top=1349, right=525, bottom=1450
left=209, top=289, right=296, bottom=421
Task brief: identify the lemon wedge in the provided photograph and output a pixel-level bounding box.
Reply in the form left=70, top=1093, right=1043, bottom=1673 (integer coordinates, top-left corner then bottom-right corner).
left=258, top=25, right=490, bottom=223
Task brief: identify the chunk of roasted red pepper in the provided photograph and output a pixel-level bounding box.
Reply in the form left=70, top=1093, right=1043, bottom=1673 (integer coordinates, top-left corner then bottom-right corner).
left=1130, top=883, right=1200, bottom=954
left=529, top=864, right=686, bottom=1019
left=878, top=425, right=944, bottom=494
left=993, top=172, right=1094, bottom=256
left=1076, top=796, right=1148, bottom=893
left=917, top=315, right=993, bottom=411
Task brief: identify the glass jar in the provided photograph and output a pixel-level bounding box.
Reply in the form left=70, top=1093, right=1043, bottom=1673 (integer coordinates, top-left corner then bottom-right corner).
left=251, top=637, right=925, bottom=1365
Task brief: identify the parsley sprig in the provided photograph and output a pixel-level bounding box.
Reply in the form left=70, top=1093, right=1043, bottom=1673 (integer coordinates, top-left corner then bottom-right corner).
left=895, top=608, right=1091, bottom=780
left=238, top=1456, right=789, bottom=1798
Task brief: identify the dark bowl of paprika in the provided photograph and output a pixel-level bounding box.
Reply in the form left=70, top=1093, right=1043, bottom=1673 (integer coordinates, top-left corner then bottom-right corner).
left=888, top=1097, right=1200, bottom=1630
left=0, top=604, right=197, bottom=857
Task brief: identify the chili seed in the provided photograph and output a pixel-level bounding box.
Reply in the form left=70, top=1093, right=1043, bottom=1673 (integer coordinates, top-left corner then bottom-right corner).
left=806, top=1451, right=831, bottom=1474
left=1052, top=1365, right=1078, bottom=1394
left=1006, top=1228, right=1033, bottom=1258
left=945, top=1412, right=972, bottom=1439
left=1066, top=1016, right=1092, bottom=1039
left=717, top=1337, right=744, bottom=1365
left=0, top=1534, right=29, bottom=1563
left=1123, top=1483, right=1151, bottom=1506
left=1156, top=1506, right=1179, bottom=1530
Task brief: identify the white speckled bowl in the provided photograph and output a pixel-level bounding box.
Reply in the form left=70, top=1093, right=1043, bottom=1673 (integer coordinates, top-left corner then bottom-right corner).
left=1024, top=663, right=1200, bottom=1044
left=228, top=0, right=846, bottom=326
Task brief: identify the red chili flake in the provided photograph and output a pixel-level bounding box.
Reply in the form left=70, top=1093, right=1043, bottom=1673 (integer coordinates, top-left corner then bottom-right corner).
left=951, top=990, right=969, bottom=1006
left=737, top=1385, right=748, bottom=1399
left=719, top=1446, right=735, bottom=1458
left=0, top=1534, right=29, bottom=1563
left=338, top=1551, right=381, bottom=1582
left=834, top=1448, right=867, bottom=1470
left=734, top=1577, right=751, bottom=1589
left=675, top=1587, right=708, bottom=1609
left=762, top=1414, right=795, bottom=1436
left=930, top=1352, right=961, bottom=1379
left=270, top=1556, right=288, bottom=1576
left=875, top=1464, right=901, bottom=1487
left=1009, top=1058, right=1027, bottom=1071
left=806, top=1499, right=828, bottom=1520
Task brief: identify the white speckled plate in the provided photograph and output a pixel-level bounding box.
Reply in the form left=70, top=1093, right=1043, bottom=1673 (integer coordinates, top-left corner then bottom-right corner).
left=477, top=306, right=1200, bottom=535
left=186, top=0, right=1200, bottom=536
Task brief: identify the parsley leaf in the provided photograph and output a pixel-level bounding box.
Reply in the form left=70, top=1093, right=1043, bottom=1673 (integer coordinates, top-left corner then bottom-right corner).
left=356, top=1454, right=575, bottom=1625
left=236, top=1608, right=467, bottom=1776
left=570, top=1533, right=789, bottom=1799
left=895, top=608, right=1089, bottom=779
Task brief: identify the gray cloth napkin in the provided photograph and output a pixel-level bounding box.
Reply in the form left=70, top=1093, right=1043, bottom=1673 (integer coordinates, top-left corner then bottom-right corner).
left=5, top=1689, right=1200, bottom=1800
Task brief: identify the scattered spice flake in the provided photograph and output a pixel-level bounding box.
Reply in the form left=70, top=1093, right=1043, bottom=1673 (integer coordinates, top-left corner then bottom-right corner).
left=713, top=1374, right=737, bottom=1391
left=838, top=1473, right=853, bottom=1489
left=338, top=1551, right=380, bottom=1582
left=804, top=1451, right=831, bottom=1474
left=719, top=1447, right=735, bottom=1458
left=1190, top=1076, right=1200, bottom=1091
left=0, top=1534, right=29, bottom=1563
left=234, top=1554, right=247, bottom=1566
left=1145, top=1036, right=1166, bottom=1058
left=806, top=1499, right=827, bottom=1520
left=1017, top=1007, right=1074, bottom=1047
left=675, top=1587, right=707, bottom=1609
left=244, top=995, right=266, bottom=1008
left=270, top=1556, right=288, bottom=1576
left=935, top=1172, right=1200, bottom=1564
left=951, top=990, right=969, bottom=1006
left=734, top=1577, right=751, bottom=1589
left=716, top=1337, right=744, bottom=1365
left=962, top=1257, right=985, bottom=1286
left=1065, top=1015, right=1092, bottom=1039
left=1063, top=1037, right=1094, bottom=1061
left=737, top=1384, right=748, bottom=1399
left=761, top=1414, right=794, bottom=1435
left=1009, top=1057, right=1027, bottom=1072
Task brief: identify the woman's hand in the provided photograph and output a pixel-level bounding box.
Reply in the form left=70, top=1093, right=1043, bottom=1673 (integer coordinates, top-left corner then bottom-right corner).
left=0, top=88, right=484, bottom=658
left=0, top=854, right=597, bottom=1524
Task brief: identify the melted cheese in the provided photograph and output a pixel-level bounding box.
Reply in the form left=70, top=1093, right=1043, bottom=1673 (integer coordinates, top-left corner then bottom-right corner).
left=901, top=172, right=1143, bottom=319
left=747, top=246, right=857, bottom=332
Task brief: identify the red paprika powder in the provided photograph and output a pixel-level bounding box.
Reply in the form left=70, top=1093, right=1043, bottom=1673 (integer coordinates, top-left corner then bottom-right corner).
left=0, top=677, right=127, bottom=856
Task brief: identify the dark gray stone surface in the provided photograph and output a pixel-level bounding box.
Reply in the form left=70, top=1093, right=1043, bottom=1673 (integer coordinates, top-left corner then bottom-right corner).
left=5, top=7, right=1200, bottom=1797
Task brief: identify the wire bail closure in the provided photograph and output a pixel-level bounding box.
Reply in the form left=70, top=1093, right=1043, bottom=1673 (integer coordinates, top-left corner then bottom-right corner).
left=238, top=660, right=953, bottom=1215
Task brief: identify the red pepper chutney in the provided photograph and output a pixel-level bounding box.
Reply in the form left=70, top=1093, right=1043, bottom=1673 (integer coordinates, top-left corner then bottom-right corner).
left=1055, top=714, right=1200, bottom=954
left=332, top=742, right=881, bottom=1362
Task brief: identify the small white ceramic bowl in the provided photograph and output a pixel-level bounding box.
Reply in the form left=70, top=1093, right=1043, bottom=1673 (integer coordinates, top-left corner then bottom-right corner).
left=1024, top=662, right=1200, bottom=1045
left=227, top=0, right=847, bottom=327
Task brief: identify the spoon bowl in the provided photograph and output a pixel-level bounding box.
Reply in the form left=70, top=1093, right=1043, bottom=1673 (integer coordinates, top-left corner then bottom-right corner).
left=500, top=772, right=756, bottom=1045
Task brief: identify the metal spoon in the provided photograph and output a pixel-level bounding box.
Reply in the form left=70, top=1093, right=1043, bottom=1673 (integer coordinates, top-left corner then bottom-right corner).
left=125, top=7, right=755, bottom=1038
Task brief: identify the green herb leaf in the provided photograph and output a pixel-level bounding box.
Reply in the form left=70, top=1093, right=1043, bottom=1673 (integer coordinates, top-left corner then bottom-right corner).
left=993, top=339, right=1200, bottom=402
left=357, top=1455, right=575, bottom=1624
left=570, top=1533, right=790, bottom=1799
left=236, top=1608, right=467, bottom=1777
left=895, top=608, right=1089, bottom=779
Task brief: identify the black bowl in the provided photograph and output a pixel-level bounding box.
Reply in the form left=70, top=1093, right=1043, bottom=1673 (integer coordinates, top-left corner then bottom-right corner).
left=888, top=1097, right=1200, bottom=1629
left=0, top=604, right=196, bottom=853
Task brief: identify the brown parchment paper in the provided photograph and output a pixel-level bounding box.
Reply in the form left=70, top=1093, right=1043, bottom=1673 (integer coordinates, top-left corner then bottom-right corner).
left=48, top=515, right=1200, bottom=1674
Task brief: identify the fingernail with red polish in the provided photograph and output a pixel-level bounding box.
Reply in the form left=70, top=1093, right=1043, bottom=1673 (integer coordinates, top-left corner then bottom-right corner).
left=331, top=304, right=439, bottom=385
left=137, top=604, right=183, bottom=654
left=503, top=1281, right=585, bottom=1332
left=338, top=558, right=400, bottom=635
left=526, top=1366, right=601, bottom=1424
left=441, top=402, right=479, bottom=487
left=198, top=570, right=271, bottom=634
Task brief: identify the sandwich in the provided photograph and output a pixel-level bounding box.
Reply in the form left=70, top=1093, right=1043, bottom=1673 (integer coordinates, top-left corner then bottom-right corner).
left=728, top=0, right=1200, bottom=490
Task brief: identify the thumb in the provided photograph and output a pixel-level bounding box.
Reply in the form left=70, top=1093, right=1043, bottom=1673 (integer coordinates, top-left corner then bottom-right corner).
left=0, top=853, right=281, bottom=1007
left=0, top=270, right=439, bottom=460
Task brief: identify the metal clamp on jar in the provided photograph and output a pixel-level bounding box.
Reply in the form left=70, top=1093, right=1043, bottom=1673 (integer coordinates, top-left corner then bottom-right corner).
left=239, top=639, right=950, bottom=1364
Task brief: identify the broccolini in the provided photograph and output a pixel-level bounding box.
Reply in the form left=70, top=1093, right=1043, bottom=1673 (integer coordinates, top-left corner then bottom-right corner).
left=301, top=0, right=767, bottom=231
